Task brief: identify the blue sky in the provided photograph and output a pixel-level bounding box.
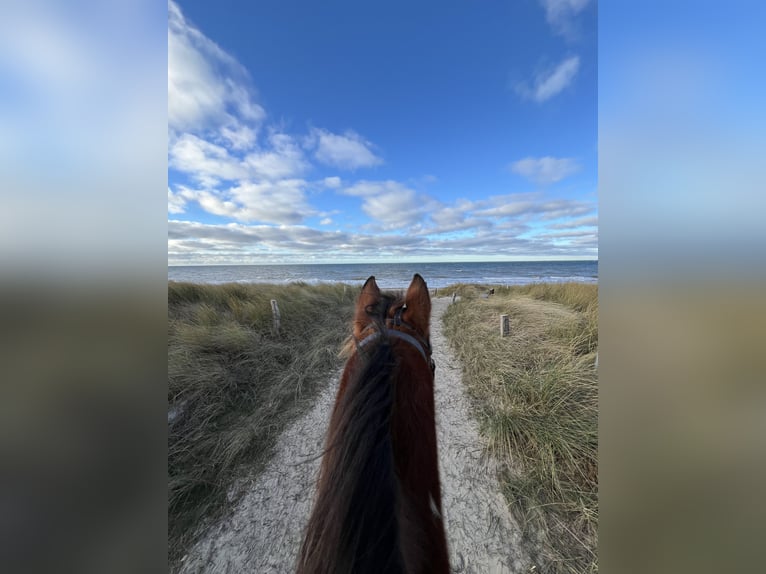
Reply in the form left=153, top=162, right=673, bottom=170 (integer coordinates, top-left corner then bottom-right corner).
left=168, top=0, right=597, bottom=264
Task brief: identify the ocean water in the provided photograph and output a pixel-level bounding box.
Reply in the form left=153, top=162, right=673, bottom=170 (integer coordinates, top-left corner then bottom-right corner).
left=168, top=261, right=597, bottom=290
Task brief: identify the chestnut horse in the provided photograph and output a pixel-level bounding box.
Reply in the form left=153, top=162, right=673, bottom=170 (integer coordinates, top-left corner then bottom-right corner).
left=296, top=274, right=450, bottom=574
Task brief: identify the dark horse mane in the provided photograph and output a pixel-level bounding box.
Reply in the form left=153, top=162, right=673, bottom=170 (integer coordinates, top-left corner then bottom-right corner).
left=297, top=294, right=406, bottom=573
left=297, top=275, right=449, bottom=574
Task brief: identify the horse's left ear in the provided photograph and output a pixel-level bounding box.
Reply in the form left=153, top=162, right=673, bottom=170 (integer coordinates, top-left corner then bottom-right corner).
left=403, top=273, right=431, bottom=335
left=353, top=276, right=382, bottom=339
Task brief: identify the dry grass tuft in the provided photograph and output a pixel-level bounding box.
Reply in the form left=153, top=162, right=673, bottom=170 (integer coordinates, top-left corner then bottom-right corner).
left=443, top=282, right=598, bottom=573
left=167, top=281, right=355, bottom=568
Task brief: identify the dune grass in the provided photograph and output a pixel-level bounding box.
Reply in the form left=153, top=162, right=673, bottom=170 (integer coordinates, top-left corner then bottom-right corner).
left=442, top=282, right=598, bottom=573
left=168, top=281, right=355, bottom=567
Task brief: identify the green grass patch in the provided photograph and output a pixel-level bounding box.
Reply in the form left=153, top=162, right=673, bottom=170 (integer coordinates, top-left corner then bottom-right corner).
left=442, top=282, right=598, bottom=573
left=168, top=281, right=355, bottom=567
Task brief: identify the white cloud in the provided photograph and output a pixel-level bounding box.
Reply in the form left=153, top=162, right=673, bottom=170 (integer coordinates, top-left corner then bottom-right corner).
left=473, top=201, right=538, bottom=218
left=337, top=182, right=596, bottom=237
left=169, top=133, right=246, bottom=186
left=430, top=201, right=475, bottom=227
left=539, top=0, right=591, bottom=39
left=167, top=2, right=317, bottom=227
left=342, top=180, right=423, bottom=228
left=220, top=124, right=256, bottom=150
left=320, top=218, right=333, bottom=225
left=234, top=179, right=314, bottom=224
left=471, top=196, right=592, bottom=221
left=509, top=156, right=581, bottom=185
left=168, top=0, right=264, bottom=134
left=168, top=187, right=186, bottom=214
left=343, top=180, right=397, bottom=197
left=362, top=190, right=419, bottom=226
left=243, top=133, right=308, bottom=180
left=187, top=179, right=314, bottom=224
left=308, top=128, right=383, bottom=170
left=518, top=56, right=580, bottom=103
left=169, top=130, right=308, bottom=189
left=470, top=193, right=594, bottom=223
left=322, top=176, right=342, bottom=188
left=242, top=150, right=304, bottom=180
left=550, top=215, right=598, bottom=229
left=536, top=228, right=597, bottom=240
left=418, top=216, right=493, bottom=236
left=537, top=200, right=594, bottom=220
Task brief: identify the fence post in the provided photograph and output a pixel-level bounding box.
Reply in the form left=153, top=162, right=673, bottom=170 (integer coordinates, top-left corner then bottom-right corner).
left=451, top=292, right=456, bottom=303
left=271, top=299, right=281, bottom=335
left=500, top=314, right=510, bottom=337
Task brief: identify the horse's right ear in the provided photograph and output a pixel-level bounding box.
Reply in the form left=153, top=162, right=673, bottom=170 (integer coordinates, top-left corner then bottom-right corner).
left=403, top=273, right=431, bottom=336
left=353, top=276, right=381, bottom=338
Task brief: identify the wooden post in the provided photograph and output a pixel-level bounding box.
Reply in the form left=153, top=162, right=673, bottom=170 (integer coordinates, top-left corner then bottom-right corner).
left=271, top=299, right=281, bottom=335
left=451, top=292, right=456, bottom=303
left=500, top=314, right=510, bottom=337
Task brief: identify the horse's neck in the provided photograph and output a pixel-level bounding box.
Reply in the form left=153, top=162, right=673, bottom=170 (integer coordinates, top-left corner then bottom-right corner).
left=299, top=352, right=405, bottom=573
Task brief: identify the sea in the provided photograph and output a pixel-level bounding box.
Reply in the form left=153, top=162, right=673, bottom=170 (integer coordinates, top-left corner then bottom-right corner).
left=168, top=260, right=597, bottom=290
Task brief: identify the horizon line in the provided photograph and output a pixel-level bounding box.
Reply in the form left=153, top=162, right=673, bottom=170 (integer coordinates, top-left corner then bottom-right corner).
left=168, top=258, right=599, bottom=267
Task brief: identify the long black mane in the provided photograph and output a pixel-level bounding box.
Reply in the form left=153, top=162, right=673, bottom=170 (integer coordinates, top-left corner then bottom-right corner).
left=297, top=295, right=406, bottom=574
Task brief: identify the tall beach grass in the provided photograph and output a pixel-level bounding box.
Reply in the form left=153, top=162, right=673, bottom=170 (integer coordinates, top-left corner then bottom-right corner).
left=168, top=281, right=355, bottom=567
left=442, top=282, right=598, bottom=573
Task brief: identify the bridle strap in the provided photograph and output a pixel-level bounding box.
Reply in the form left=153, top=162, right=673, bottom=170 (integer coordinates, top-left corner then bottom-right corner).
left=357, top=329, right=431, bottom=366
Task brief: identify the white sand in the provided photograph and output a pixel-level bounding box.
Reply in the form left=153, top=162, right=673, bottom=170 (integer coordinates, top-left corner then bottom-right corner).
left=178, top=297, right=532, bottom=574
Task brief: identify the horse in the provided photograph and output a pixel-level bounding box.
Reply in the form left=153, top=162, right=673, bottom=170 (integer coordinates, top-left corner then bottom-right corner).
left=296, top=274, right=450, bottom=574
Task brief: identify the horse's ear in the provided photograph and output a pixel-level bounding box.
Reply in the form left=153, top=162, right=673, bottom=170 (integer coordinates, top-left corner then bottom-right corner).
left=353, top=276, right=381, bottom=338
left=403, top=273, right=431, bottom=335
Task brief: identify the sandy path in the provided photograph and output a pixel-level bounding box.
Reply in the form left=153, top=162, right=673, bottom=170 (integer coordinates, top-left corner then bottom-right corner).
left=429, top=298, right=531, bottom=574
left=178, top=297, right=531, bottom=574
